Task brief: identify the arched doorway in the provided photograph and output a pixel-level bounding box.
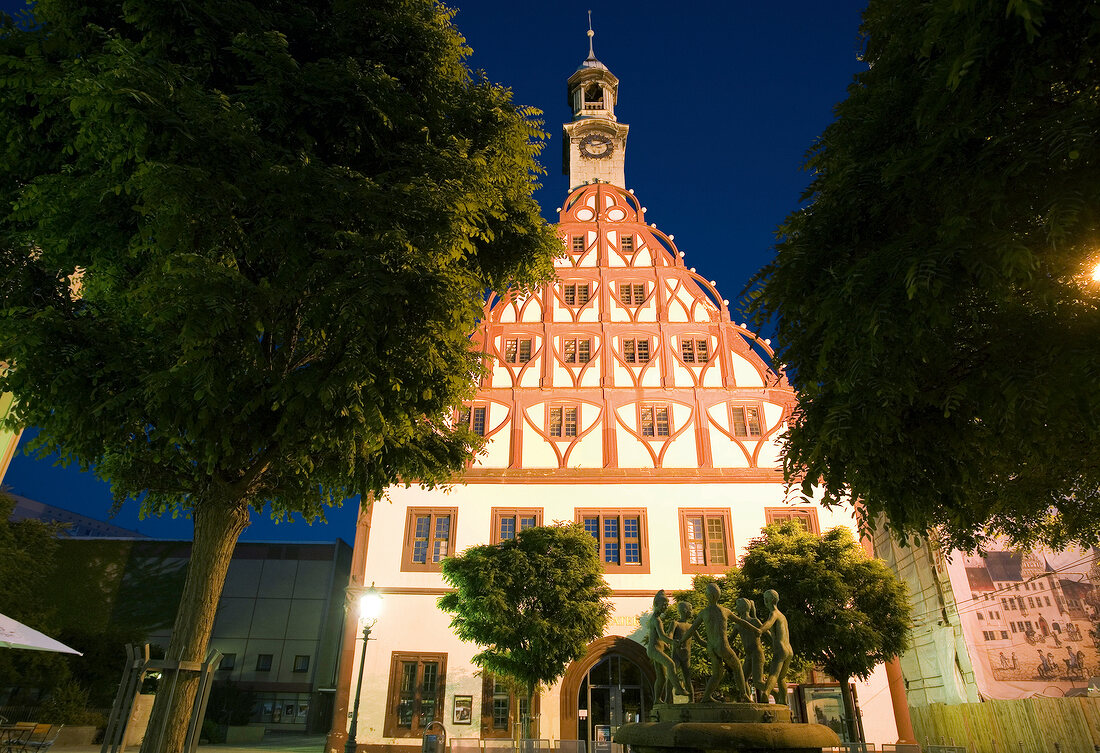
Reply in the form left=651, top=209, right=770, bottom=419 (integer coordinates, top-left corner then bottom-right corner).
left=560, top=637, right=654, bottom=749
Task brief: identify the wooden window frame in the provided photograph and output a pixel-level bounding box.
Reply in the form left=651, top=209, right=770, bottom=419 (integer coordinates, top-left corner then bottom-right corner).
left=547, top=404, right=579, bottom=439
left=575, top=509, right=650, bottom=574
left=571, top=235, right=585, bottom=252
left=384, top=652, right=448, bottom=738
left=764, top=506, right=821, bottom=535
left=481, top=674, right=541, bottom=738
left=639, top=404, right=672, bottom=438
left=561, top=337, right=593, bottom=365
left=680, top=336, right=711, bottom=364
left=622, top=337, right=651, bottom=364
left=561, top=282, right=591, bottom=307
left=730, top=403, right=764, bottom=438
left=490, top=508, right=543, bottom=544
left=402, top=508, right=458, bottom=572
left=678, top=508, right=734, bottom=574
left=620, top=235, right=634, bottom=253
left=458, top=404, right=488, bottom=436
left=503, top=337, right=534, bottom=364
left=618, top=282, right=648, bottom=306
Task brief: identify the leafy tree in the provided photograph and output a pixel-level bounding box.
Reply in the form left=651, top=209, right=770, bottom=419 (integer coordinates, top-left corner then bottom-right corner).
left=0, top=0, right=559, bottom=748
left=0, top=493, right=70, bottom=701
left=748, top=0, right=1100, bottom=551
left=439, top=523, right=612, bottom=736
left=731, top=522, right=910, bottom=743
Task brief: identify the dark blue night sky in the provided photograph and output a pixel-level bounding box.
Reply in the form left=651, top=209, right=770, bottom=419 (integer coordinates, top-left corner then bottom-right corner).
left=0, top=0, right=869, bottom=542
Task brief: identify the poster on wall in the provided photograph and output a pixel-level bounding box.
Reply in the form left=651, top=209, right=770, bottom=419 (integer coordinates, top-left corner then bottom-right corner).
left=452, top=696, right=472, bottom=724
left=949, top=543, right=1100, bottom=699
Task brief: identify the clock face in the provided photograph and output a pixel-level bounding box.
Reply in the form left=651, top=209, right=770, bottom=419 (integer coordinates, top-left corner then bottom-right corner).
left=579, top=133, right=615, bottom=160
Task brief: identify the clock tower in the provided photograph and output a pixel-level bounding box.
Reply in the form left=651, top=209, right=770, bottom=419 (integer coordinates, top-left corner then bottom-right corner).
left=563, top=23, right=629, bottom=189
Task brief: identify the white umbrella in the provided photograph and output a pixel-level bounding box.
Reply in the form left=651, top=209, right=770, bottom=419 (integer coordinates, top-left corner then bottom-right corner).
left=0, top=613, right=82, bottom=655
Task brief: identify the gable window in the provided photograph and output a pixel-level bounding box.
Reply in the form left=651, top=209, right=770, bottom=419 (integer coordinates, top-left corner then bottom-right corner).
left=619, top=283, right=647, bottom=305
left=504, top=338, right=533, bottom=364
left=572, top=235, right=585, bottom=252
left=639, top=405, right=671, bottom=437
left=459, top=405, right=487, bottom=436
left=622, top=338, right=651, bottom=364
left=620, top=236, right=634, bottom=253
left=562, top=338, right=592, bottom=364
left=491, top=508, right=542, bottom=544
left=562, top=283, right=590, bottom=306
left=577, top=510, right=649, bottom=573
left=384, top=652, right=447, bottom=738
left=549, top=405, right=579, bottom=438
left=764, top=507, right=821, bottom=535
left=679, top=509, right=733, bottom=574
left=681, top=338, right=710, bottom=363
left=402, top=508, right=456, bottom=572
left=731, top=405, right=763, bottom=437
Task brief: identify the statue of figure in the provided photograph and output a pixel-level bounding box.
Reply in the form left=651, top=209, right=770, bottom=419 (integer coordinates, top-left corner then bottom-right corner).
left=644, top=590, right=688, bottom=704
left=758, top=589, right=794, bottom=706
left=671, top=601, right=695, bottom=699
left=734, top=597, right=765, bottom=702
left=677, top=582, right=761, bottom=703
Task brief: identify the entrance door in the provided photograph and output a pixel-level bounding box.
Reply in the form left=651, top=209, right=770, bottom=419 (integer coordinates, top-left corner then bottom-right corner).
left=576, top=654, right=650, bottom=753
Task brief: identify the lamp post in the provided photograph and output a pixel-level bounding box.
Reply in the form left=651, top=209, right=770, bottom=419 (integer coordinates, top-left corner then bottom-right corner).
left=346, top=582, right=382, bottom=753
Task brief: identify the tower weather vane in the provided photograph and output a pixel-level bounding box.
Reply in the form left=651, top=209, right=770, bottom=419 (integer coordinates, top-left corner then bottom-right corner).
left=587, top=10, right=595, bottom=57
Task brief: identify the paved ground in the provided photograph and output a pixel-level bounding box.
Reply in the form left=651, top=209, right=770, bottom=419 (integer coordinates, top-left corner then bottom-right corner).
left=59, top=733, right=327, bottom=753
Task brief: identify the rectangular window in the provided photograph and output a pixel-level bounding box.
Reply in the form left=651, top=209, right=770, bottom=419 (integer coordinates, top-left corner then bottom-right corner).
left=562, top=283, right=590, bottom=306
left=402, top=508, right=457, bottom=572
left=977, top=611, right=984, bottom=620
left=549, top=405, right=579, bottom=438
left=481, top=675, right=540, bottom=738
left=619, top=283, right=647, bottom=306
left=219, top=653, right=236, bottom=671
left=572, top=235, right=584, bottom=252
left=620, top=236, right=634, bottom=253
left=731, top=405, right=763, bottom=437
left=491, top=508, right=542, bottom=544
left=640, top=405, right=671, bottom=437
left=682, top=338, right=710, bottom=363
left=293, top=655, right=310, bottom=673
left=459, top=405, right=488, bottom=436
left=1001, top=631, right=1009, bottom=639
left=256, top=654, right=273, bottom=672
left=679, top=509, right=733, bottom=574
left=623, top=338, right=650, bottom=364
left=576, top=510, right=648, bottom=573
left=503, top=338, right=533, bottom=364
left=562, top=338, right=592, bottom=364
left=385, top=653, right=447, bottom=738
left=764, top=507, right=821, bottom=535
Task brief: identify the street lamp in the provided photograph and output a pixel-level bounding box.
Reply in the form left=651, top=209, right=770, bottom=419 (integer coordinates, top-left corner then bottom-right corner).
left=346, top=582, right=382, bottom=753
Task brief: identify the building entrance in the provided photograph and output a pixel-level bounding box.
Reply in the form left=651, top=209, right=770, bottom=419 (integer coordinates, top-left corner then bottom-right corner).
left=576, top=654, right=651, bottom=753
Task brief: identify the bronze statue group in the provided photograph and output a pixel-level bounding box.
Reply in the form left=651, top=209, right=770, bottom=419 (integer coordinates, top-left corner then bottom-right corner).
left=645, top=583, right=793, bottom=707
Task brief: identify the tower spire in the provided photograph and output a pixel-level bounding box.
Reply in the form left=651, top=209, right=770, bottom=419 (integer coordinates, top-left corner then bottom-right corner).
left=587, top=10, right=595, bottom=60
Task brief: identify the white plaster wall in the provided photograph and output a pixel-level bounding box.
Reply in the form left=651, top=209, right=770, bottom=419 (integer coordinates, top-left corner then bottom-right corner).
left=731, top=354, right=765, bottom=387
left=357, top=482, right=897, bottom=747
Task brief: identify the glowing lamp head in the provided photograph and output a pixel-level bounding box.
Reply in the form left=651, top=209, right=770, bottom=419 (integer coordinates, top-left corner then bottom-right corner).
left=359, top=583, right=382, bottom=622
left=1092, top=260, right=1100, bottom=283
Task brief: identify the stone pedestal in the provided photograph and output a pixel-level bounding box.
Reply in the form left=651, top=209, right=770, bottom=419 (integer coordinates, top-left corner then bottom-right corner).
left=615, top=703, right=839, bottom=753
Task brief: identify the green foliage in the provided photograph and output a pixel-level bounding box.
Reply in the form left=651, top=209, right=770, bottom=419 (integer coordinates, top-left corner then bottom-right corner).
left=39, top=679, right=104, bottom=726
left=0, top=493, right=70, bottom=699
left=749, top=0, right=1100, bottom=550
left=730, top=523, right=911, bottom=685
left=0, top=0, right=560, bottom=522
left=439, top=523, right=612, bottom=701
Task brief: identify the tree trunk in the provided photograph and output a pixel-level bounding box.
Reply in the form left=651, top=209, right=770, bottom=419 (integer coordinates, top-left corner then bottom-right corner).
left=140, top=498, right=250, bottom=753
left=838, top=676, right=860, bottom=745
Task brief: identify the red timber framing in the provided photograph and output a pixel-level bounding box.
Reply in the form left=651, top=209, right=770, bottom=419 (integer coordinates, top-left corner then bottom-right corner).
left=468, top=180, right=796, bottom=475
